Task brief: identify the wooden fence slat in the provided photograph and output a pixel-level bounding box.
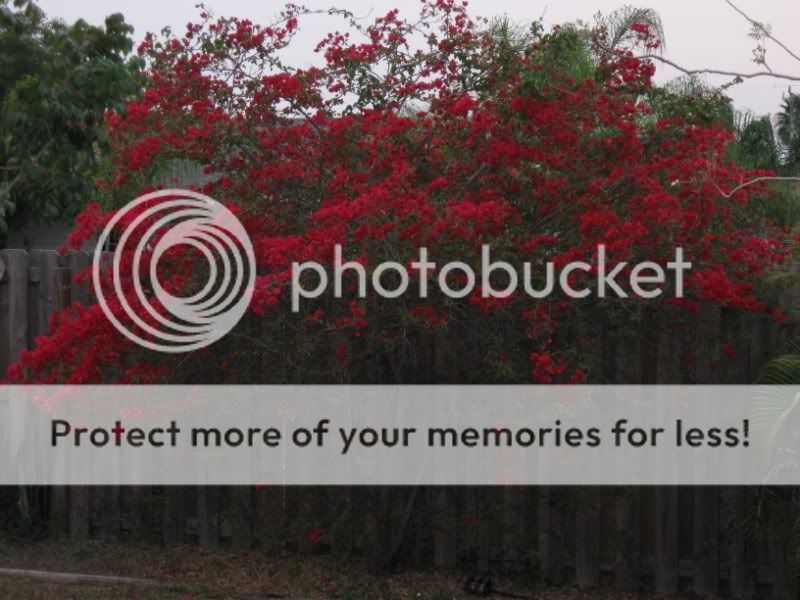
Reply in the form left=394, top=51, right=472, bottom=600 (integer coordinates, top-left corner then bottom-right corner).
left=457, top=488, right=477, bottom=570
left=29, top=250, right=60, bottom=337
left=26, top=263, right=39, bottom=351
left=68, top=487, right=91, bottom=540
left=501, top=486, right=520, bottom=573
left=67, top=251, right=92, bottom=306
left=56, top=253, right=91, bottom=540
left=476, top=488, right=491, bottom=573
left=769, top=500, right=798, bottom=600
left=197, top=486, right=219, bottom=548
left=537, top=487, right=564, bottom=585
left=0, top=250, right=29, bottom=374
left=227, top=487, right=253, bottom=549
left=90, top=486, right=117, bottom=540
left=255, top=487, right=286, bottom=554
left=54, top=266, right=72, bottom=310
left=693, top=487, right=720, bottom=595
left=725, top=488, right=755, bottom=599
left=162, top=488, right=186, bottom=544
left=615, top=488, right=640, bottom=591
left=654, top=487, right=679, bottom=593
left=42, top=258, right=72, bottom=536
left=432, top=487, right=456, bottom=569
left=651, top=321, right=681, bottom=594
left=0, top=257, right=9, bottom=376
left=575, top=490, right=600, bottom=589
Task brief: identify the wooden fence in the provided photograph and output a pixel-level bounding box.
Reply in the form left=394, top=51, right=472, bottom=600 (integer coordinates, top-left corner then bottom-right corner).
left=0, top=248, right=798, bottom=598
left=0, top=249, right=92, bottom=376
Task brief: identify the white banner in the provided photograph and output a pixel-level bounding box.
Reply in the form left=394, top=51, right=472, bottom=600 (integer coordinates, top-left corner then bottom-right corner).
left=0, top=385, right=797, bottom=485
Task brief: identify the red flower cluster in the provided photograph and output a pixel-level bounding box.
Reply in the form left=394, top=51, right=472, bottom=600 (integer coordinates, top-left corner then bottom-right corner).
left=5, top=1, right=791, bottom=384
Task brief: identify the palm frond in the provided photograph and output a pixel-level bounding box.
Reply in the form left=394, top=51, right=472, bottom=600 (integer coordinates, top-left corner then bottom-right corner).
left=600, top=5, right=665, bottom=53
left=733, top=111, right=778, bottom=170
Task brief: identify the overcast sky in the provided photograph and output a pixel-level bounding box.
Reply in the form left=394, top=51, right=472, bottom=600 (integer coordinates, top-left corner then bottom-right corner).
left=37, top=0, right=800, bottom=118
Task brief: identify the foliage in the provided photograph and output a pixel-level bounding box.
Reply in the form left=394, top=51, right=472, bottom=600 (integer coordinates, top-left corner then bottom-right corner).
left=777, top=92, right=800, bottom=172
left=645, top=76, right=734, bottom=129
left=5, top=1, right=792, bottom=385
left=0, top=0, right=139, bottom=234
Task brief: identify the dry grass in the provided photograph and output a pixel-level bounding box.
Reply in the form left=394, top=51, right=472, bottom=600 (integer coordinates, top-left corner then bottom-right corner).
left=0, top=540, right=706, bottom=599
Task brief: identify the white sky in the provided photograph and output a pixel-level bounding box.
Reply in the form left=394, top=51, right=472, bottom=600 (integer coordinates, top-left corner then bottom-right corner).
left=37, top=0, right=800, bottom=118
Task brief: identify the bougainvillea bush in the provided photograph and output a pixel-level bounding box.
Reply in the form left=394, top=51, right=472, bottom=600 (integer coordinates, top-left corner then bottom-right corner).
left=7, top=1, right=793, bottom=385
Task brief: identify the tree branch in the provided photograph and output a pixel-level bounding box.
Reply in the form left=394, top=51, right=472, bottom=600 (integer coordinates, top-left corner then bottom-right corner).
left=724, top=0, right=800, bottom=65
left=597, top=43, right=800, bottom=83
left=0, top=140, right=54, bottom=198
left=714, top=176, right=800, bottom=199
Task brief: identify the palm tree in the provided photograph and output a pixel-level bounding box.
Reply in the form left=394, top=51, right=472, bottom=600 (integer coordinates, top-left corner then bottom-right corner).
left=776, top=91, right=800, bottom=172
left=732, top=112, right=778, bottom=171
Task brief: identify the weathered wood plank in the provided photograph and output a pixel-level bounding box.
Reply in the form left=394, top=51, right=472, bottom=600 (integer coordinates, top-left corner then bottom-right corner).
left=0, top=250, right=29, bottom=372
left=67, top=251, right=92, bottom=306
left=575, top=490, right=600, bottom=589
left=538, top=487, right=564, bottom=585
left=68, top=486, right=91, bottom=540
left=615, top=488, right=640, bottom=591
left=724, top=487, right=754, bottom=599
left=693, top=487, right=720, bottom=595
left=29, top=250, right=60, bottom=337
left=432, top=487, right=456, bottom=568
left=197, top=486, right=219, bottom=548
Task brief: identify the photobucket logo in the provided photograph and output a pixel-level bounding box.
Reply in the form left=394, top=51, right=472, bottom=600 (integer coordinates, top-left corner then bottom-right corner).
left=92, top=189, right=255, bottom=353
left=291, top=245, right=692, bottom=311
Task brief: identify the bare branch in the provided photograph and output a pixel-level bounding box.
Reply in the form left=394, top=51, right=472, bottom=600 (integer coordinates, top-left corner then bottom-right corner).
left=724, top=0, right=800, bottom=65
left=596, top=44, right=800, bottom=83
left=714, top=176, right=800, bottom=199
left=635, top=53, right=800, bottom=83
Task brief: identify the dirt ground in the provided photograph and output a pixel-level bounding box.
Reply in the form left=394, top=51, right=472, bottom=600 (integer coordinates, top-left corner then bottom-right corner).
left=0, top=540, right=708, bottom=599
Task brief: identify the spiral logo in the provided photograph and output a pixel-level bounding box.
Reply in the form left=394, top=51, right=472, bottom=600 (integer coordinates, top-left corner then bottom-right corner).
left=92, top=189, right=256, bottom=353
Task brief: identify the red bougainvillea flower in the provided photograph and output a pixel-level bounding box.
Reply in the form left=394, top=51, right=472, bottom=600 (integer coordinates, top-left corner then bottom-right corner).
left=306, top=527, right=324, bottom=544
